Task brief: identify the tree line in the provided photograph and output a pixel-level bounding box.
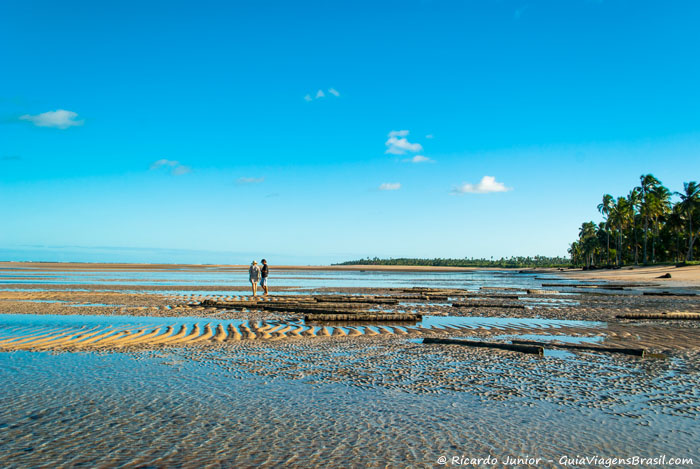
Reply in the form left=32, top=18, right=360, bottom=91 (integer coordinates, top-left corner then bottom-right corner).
left=335, top=256, right=571, bottom=268
left=569, top=175, right=699, bottom=268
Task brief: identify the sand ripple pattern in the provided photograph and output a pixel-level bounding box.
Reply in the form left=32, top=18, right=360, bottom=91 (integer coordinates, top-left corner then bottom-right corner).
left=0, top=318, right=593, bottom=351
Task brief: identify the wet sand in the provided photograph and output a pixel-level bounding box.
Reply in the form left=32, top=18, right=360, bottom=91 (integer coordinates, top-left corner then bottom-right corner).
left=558, top=264, right=700, bottom=287
left=1, top=264, right=699, bottom=466
left=1, top=266, right=699, bottom=351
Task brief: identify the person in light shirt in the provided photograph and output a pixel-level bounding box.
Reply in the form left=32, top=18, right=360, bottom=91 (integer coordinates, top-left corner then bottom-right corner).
left=248, top=261, right=261, bottom=296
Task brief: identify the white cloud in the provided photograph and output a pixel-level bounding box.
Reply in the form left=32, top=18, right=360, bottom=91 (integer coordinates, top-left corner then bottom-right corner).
left=150, top=159, right=191, bottom=175
left=403, top=155, right=432, bottom=163
left=19, top=109, right=84, bottom=129
left=379, top=182, right=401, bottom=191
left=172, top=165, right=192, bottom=175
left=385, top=130, right=423, bottom=155
left=452, top=176, right=512, bottom=194
left=305, top=88, right=340, bottom=101
left=385, top=136, right=423, bottom=155
left=236, top=177, right=265, bottom=184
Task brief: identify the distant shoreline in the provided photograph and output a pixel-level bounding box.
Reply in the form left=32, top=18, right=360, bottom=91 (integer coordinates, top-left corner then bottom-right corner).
left=2, top=261, right=699, bottom=286
left=0, top=261, right=512, bottom=272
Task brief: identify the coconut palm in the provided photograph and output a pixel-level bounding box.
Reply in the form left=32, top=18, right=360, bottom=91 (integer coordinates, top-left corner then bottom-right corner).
left=597, top=194, right=614, bottom=264
left=648, top=185, right=671, bottom=263
left=666, top=205, right=685, bottom=262
left=675, top=181, right=700, bottom=260
left=609, top=197, right=632, bottom=266
left=570, top=178, right=699, bottom=266
left=627, top=188, right=641, bottom=264
left=638, top=174, right=661, bottom=264
left=578, top=222, right=599, bottom=268
left=568, top=241, right=583, bottom=266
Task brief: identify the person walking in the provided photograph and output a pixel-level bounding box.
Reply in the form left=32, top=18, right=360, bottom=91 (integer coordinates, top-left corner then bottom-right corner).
left=249, top=261, right=261, bottom=296
left=260, top=259, right=269, bottom=295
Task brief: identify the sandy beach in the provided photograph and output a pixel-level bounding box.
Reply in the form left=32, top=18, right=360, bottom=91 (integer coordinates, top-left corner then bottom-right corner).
left=558, top=264, right=700, bottom=287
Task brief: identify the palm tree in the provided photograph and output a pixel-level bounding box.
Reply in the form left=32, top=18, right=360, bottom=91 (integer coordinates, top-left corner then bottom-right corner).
left=649, top=185, right=671, bottom=263
left=578, top=221, right=599, bottom=268
left=666, top=205, right=685, bottom=262
left=609, top=196, right=632, bottom=266
left=627, top=188, right=641, bottom=264
left=597, top=194, right=614, bottom=264
left=638, top=174, right=661, bottom=264
left=568, top=241, right=583, bottom=266
left=675, top=181, right=700, bottom=260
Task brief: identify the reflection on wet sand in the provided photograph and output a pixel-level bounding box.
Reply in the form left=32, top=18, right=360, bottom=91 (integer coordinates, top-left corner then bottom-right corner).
left=1, top=265, right=699, bottom=467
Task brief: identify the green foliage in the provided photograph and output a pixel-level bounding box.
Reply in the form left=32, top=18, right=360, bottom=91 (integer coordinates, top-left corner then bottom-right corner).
left=570, top=175, right=700, bottom=266
left=335, top=256, right=571, bottom=268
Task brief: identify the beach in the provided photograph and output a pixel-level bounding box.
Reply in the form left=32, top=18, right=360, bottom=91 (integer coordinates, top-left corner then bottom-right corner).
left=1, top=262, right=698, bottom=466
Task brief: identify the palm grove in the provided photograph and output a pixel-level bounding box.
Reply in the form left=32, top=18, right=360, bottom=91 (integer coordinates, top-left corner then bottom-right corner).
left=569, top=175, right=699, bottom=268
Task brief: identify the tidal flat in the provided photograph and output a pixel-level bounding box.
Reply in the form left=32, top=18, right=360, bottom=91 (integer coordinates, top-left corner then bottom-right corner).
left=1, top=264, right=698, bottom=467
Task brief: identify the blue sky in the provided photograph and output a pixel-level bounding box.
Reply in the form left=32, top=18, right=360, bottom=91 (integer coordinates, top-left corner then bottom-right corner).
left=1, top=0, right=699, bottom=264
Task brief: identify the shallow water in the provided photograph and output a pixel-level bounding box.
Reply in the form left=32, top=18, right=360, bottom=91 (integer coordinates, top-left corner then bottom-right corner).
left=493, top=333, right=605, bottom=344
left=1, top=346, right=697, bottom=467
left=0, top=268, right=553, bottom=290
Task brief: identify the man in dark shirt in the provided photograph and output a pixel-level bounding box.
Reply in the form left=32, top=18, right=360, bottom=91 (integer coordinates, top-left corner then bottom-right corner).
left=260, top=259, right=269, bottom=295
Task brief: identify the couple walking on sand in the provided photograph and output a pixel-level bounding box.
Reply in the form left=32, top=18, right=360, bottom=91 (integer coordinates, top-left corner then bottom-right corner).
left=248, top=259, right=269, bottom=296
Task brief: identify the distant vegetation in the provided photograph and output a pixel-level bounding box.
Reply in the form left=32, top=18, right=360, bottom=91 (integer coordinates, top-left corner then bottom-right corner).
left=570, top=175, right=699, bottom=268
left=338, top=175, right=699, bottom=271
left=335, top=256, right=571, bottom=268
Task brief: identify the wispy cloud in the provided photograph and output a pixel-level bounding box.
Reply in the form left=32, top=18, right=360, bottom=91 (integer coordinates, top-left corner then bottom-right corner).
left=388, top=130, right=409, bottom=138
left=19, top=109, right=84, bottom=129
left=304, top=88, right=340, bottom=101
left=403, top=155, right=433, bottom=163
left=425, top=134, right=434, bottom=139
left=150, top=159, right=192, bottom=175
left=150, top=159, right=178, bottom=170
left=379, top=182, right=401, bottom=191
left=452, top=176, right=512, bottom=194
left=236, top=177, right=265, bottom=184
left=171, top=165, right=192, bottom=175
left=385, top=130, right=423, bottom=155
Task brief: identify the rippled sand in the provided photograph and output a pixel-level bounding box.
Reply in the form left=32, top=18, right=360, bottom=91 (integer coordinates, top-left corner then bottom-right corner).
left=1, top=266, right=699, bottom=467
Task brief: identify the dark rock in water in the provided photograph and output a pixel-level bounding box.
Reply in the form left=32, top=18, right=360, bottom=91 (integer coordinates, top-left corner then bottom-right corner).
left=658, top=273, right=672, bottom=279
